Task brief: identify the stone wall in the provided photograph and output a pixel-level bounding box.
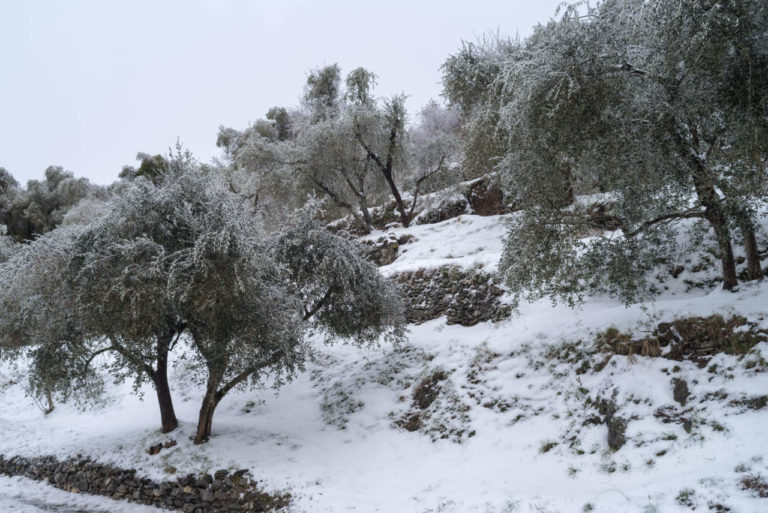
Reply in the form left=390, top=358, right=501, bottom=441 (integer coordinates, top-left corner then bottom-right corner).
left=0, top=454, right=289, bottom=513
left=395, top=266, right=511, bottom=326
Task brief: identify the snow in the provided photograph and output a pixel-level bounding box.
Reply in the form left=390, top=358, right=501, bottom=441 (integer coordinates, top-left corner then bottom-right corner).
left=361, top=213, right=512, bottom=275
left=1, top=213, right=767, bottom=512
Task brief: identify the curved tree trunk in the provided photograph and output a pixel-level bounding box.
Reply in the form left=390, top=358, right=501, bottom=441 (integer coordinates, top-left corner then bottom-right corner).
left=151, top=356, right=178, bottom=433
left=194, top=386, right=220, bottom=445
left=43, top=389, right=54, bottom=415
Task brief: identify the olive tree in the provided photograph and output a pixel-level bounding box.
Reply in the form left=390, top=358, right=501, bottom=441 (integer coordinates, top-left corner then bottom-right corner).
left=0, top=226, right=103, bottom=414
left=482, top=0, right=768, bottom=304
left=441, top=36, right=520, bottom=178
left=0, top=149, right=199, bottom=433
left=220, top=64, right=461, bottom=232
left=1, top=166, right=105, bottom=242
left=169, top=193, right=406, bottom=444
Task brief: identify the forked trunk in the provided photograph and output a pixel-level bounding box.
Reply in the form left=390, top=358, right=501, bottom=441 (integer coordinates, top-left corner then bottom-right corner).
left=382, top=172, right=411, bottom=227
left=194, top=387, right=220, bottom=445
left=359, top=198, right=373, bottom=233
left=691, top=166, right=738, bottom=290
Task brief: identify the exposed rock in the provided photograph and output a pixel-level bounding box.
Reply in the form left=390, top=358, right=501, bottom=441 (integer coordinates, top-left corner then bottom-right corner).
left=415, top=198, right=468, bottom=225
left=586, top=202, right=621, bottom=231
left=607, top=416, right=627, bottom=451
left=598, top=315, right=767, bottom=363
left=596, top=396, right=627, bottom=451
left=464, top=176, right=510, bottom=216
left=362, top=234, right=414, bottom=266
left=672, top=378, right=690, bottom=407
left=655, top=315, right=768, bottom=361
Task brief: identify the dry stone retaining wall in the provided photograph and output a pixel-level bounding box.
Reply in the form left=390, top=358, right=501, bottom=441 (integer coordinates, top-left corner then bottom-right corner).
left=395, top=266, right=511, bottom=326
left=0, top=454, right=288, bottom=513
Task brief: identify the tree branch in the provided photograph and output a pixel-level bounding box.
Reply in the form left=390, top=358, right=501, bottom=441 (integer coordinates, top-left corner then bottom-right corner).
left=214, top=350, right=285, bottom=402
left=303, top=286, right=337, bottom=321
left=81, top=345, right=118, bottom=374
left=622, top=209, right=705, bottom=238
left=107, top=335, right=155, bottom=377
left=408, top=156, right=447, bottom=220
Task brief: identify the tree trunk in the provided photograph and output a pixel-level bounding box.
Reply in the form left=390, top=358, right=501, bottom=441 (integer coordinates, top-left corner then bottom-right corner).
left=738, top=215, right=763, bottom=282
left=693, top=180, right=738, bottom=290
left=359, top=198, right=373, bottom=232
left=194, top=386, right=220, bottom=445
left=382, top=171, right=411, bottom=227
left=43, top=389, right=54, bottom=415
left=681, top=129, right=738, bottom=290
left=151, top=355, right=178, bottom=433
left=558, top=164, right=575, bottom=207
left=710, top=216, right=739, bottom=290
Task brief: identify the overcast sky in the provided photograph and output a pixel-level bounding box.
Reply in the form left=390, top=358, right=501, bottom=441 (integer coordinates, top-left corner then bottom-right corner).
left=1, top=0, right=563, bottom=185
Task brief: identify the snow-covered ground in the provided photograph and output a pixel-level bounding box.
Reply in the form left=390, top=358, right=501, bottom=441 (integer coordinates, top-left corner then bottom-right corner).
left=361, top=213, right=510, bottom=275
left=1, top=213, right=767, bottom=512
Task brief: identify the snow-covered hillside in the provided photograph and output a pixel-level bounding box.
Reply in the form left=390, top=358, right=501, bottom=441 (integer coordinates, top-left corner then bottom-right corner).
left=1, top=212, right=767, bottom=513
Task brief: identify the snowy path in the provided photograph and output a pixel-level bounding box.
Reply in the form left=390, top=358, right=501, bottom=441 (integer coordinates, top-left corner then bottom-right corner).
left=0, top=476, right=164, bottom=513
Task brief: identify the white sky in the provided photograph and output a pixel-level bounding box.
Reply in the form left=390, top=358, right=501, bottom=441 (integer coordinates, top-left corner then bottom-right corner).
left=0, top=0, right=562, bottom=185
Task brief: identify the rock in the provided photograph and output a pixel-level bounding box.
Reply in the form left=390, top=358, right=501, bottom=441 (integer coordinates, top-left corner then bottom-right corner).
left=607, top=416, right=627, bottom=451
left=415, top=198, right=468, bottom=225
left=364, top=239, right=399, bottom=266
left=465, top=175, right=509, bottom=216
left=673, top=378, right=691, bottom=406
left=586, top=202, right=621, bottom=231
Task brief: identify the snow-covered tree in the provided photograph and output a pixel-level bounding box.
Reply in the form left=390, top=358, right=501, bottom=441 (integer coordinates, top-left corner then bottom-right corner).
left=0, top=225, right=104, bottom=412
left=441, top=36, right=520, bottom=178
left=303, top=64, right=343, bottom=122
left=118, top=153, right=169, bottom=184
left=1, top=166, right=107, bottom=242
left=220, top=65, right=461, bottom=232
left=178, top=200, right=406, bottom=444
left=482, top=0, right=768, bottom=304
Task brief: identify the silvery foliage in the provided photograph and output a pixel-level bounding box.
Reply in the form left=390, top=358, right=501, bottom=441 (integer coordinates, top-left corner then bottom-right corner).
left=0, top=224, right=105, bottom=404
left=0, top=231, right=17, bottom=264
left=441, top=35, right=520, bottom=177
left=220, top=65, right=462, bottom=231
left=408, top=100, right=464, bottom=195
left=2, top=147, right=406, bottom=418
left=486, top=0, right=768, bottom=305
left=274, top=206, right=406, bottom=347
left=163, top=170, right=307, bottom=393
left=1, top=166, right=107, bottom=242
